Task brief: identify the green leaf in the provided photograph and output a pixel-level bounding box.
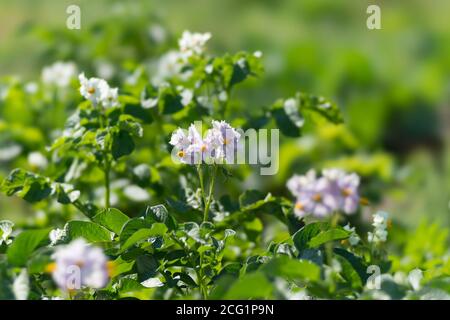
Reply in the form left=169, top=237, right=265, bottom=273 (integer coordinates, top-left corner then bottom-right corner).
left=0, top=263, right=14, bottom=299
left=293, top=222, right=350, bottom=251
left=65, top=221, right=113, bottom=243
left=136, top=255, right=159, bottom=282
left=111, top=130, right=135, bottom=160
left=272, top=98, right=304, bottom=137
left=292, top=222, right=323, bottom=252
left=120, top=223, right=168, bottom=253
left=261, top=256, right=320, bottom=282
left=239, top=190, right=275, bottom=211
left=93, top=208, right=130, bottom=235
left=334, top=248, right=369, bottom=284
left=159, top=89, right=183, bottom=115
left=299, top=92, right=343, bottom=124
left=119, top=218, right=153, bottom=245
left=7, top=228, right=51, bottom=266
left=223, top=271, right=272, bottom=299
left=308, top=228, right=350, bottom=248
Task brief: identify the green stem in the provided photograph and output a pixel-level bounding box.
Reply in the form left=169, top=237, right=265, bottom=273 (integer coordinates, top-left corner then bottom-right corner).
left=203, top=165, right=218, bottom=222
left=104, top=162, right=111, bottom=208
left=326, top=212, right=340, bottom=265
left=196, top=164, right=207, bottom=209
left=96, top=103, right=111, bottom=208
left=170, top=234, right=208, bottom=299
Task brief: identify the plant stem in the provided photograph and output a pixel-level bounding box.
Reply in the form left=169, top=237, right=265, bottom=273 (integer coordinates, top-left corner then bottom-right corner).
left=196, top=164, right=207, bottom=209
left=170, top=234, right=208, bottom=299
left=326, top=212, right=340, bottom=265
left=203, top=165, right=218, bottom=222
left=104, top=162, right=111, bottom=208
left=96, top=103, right=111, bottom=208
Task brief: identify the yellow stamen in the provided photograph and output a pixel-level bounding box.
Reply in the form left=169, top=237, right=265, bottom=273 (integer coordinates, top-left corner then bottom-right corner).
left=223, top=138, right=229, bottom=145
left=342, top=188, right=352, bottom=197
left=341, top=239, right=349, bottom=245
left=87, top=87, right=95, bottom=94
left=200, top=145, right=207, bottom=152
left=45, top=262, right=56, bottom=273
left=312, top=194, right=322, bottom=202
left=359, top=197, right=370, bottom=206
left=295, top=202, right=303, bottom=210
left=177, top=150, right=185, bottom=158
left=107, top=261, right=116, bottom=277
left=387, top=219, right=392, bottom=229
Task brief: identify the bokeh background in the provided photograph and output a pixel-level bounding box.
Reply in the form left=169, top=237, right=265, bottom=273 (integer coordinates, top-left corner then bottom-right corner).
left=0, top=0, right=449, bottom=230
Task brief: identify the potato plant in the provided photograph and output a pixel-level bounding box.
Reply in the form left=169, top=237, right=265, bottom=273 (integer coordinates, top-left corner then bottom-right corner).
left=0, top=27, right=448, bottom=301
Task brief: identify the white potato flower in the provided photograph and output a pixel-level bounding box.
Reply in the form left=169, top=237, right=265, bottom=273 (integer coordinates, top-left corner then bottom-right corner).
left=178, top=30, right=211, bottom=58
left=13, top=269, right=29, bottom=300
left=368, top=211, right=390, bottom=244
left=180, top=89, right=194, bottom=106
left=79, top=73, right=118, bottom=108
left=344, top=223, right=360, bottom=246
left=49, top=228, right=67, bottom=246
left=42, top=61, right=77, bottom=87
left=0, top=220, right=14, bottom=245
left=27, top=151, right=48, bottom=169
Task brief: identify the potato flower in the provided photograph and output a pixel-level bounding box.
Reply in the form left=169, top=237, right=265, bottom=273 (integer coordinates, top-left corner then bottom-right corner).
left=79, top=73, right=119, bottom=107
left=287, top=168, right=362, bottom=218
left=178, top=30, right=211, bottom=58
left=170, top=120, right=241, bottom=165
left=42, top=61, right=77, bottom=87
left=49, top=238, right=111, bottom=290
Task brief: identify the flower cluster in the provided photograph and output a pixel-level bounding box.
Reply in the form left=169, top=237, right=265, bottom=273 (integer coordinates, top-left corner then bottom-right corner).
left=178, top=30, right=211, bottom=58
left=79, top=73, right=119, bottom=108
left=152, top=30, right=211, bottom=84
left=287, top=168, right=361, bottom=218
left=170, top=120, right=241, bottom=165
left=344, top=223, right=360, bottom=246
left=368, top=211, right=389, bottom=243
left=42, top=61, right=77, bottom=88
left=50, top=238, right=110, bottom=290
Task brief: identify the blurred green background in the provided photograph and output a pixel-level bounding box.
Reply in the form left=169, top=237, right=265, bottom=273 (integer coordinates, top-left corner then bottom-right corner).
left=0, top=0, right=449, bottom=228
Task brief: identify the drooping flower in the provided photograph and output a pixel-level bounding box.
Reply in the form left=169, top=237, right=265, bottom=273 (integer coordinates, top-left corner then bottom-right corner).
left=49, top=228, right=66, bottom=246
left=178, top=31, right=211, bottom=58
left=368, top=211, right=389, bottom=244
left=42, top=61, right=77, bottom=87
left=50, top=238, right=110, bottom=290
left=344, top=223, right=360, bottom=246
left=0, top=220, right=14, bottom=245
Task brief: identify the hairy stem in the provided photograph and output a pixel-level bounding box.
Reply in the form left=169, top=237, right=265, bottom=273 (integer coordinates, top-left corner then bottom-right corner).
left=203, top=164, right=218, bottom=222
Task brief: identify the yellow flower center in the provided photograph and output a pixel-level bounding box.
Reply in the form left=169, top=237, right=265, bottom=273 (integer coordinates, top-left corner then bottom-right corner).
left=177, top=150, right=185, bottom=158
left=342, top=188, right=352, bottom=197
left=312, top=194, right=322, bottom=202
left=87, top=87, right=96, bottom=94
left=45, top=262, right=57, bottom=273
left=201, top=145, right=207, bottom=152
left=295, top=202, right=303, bottom=210
left=359, top=197, right=370, bottom=206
